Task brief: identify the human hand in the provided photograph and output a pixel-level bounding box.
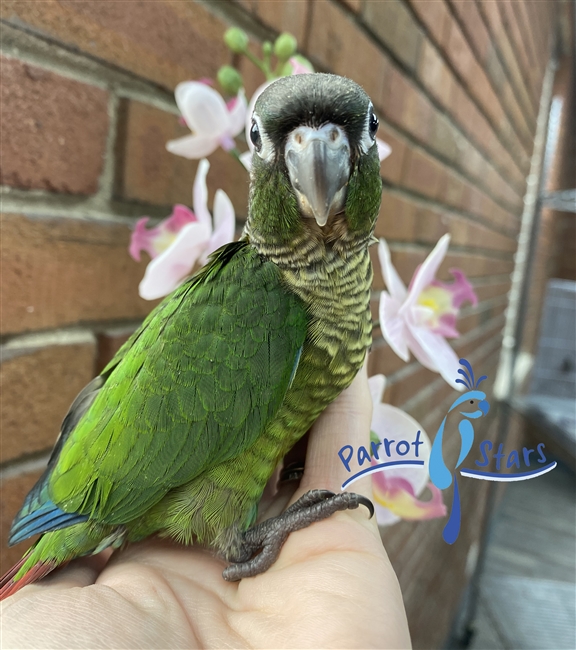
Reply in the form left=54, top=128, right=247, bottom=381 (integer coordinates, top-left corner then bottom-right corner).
left=0, top=364, right=411, bottom=649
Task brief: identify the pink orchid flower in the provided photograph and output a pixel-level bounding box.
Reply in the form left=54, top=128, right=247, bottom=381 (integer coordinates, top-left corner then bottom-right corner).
left=369, top=375, right=446, bottom=526
left=130, top=159, right=235, bottom=300
left=378, top=234, right=478, bottom=388
left=166, top=81, right=247, bottom=159
left=286, top=55, right=314, bottom=75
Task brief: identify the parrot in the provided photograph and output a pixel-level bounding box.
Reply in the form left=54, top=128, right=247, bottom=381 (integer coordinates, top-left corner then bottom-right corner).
left=0, top=72, right=383, bottom=599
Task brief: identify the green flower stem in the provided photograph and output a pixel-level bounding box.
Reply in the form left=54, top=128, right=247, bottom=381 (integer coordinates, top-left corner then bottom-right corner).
left=243, top=49, right=269, bottom=77
left=274, top=59, right=287, bottom=77
left=229, top=147, right=248, bottom=170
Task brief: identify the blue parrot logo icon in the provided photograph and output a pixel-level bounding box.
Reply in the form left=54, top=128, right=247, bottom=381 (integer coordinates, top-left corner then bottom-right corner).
left=429, top=359, right=490, bottom=544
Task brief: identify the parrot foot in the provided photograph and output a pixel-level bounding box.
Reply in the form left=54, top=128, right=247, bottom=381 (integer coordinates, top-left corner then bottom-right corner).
left=222, top=489, right=374, bottom=581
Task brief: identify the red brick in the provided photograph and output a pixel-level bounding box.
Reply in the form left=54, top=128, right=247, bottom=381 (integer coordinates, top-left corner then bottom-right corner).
left=375, top=191, right=417, bottom=240
left=444, top=18, right=474, bottom=80
left=437, top=169, right=465, bottom=209
left=378, top=126, right=408, bottom=185
left=448, top=0, right=490, bottom=61
left=456, top=145, right=487, bottom=193
left=1, top=214, right=160, bottom=335
left=308, top=0, right=391, bottom=105
left=95, top=327, right=138, bottom=374
left=235, top=0, right=257, bottom=11
left=1, top=341, right=96, bottom=463
left=407, top=0, right=451, bottom=46
left=417, top=39, right=455, bottom=107
left=0, top=56, right=108, bottom=194
left=340, top=0, right=362, bottom=11
left=1, top=470, right=43, bottom=575
left=382, top=66, right=411, bottom=126
left=363, top=0, right=424, bottom=71
left=255, top=0, right=310, bottom=45
left=473, top=281, right=511, bottom=303
left=402, top=87, right=435, bottom=144
left=401, top=148, right=443, bottom=199
left=2, top=0, right=229, bottom=91
left=367, top=340, right=408, bottom=378
left=429, top=112, right=458, bottom=162
left=500, top=0, right=532, bottom=84
left=118, top=100, right=249, bottom=216
left=446, top=216, right=517, bottom=252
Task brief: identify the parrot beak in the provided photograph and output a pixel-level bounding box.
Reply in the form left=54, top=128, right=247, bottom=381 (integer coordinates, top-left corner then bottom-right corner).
left=285, top=124, right=351, bottom=227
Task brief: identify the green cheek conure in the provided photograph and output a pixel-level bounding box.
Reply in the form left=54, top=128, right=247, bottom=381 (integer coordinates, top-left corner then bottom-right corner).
left=0, top=73, right=383, bottom=599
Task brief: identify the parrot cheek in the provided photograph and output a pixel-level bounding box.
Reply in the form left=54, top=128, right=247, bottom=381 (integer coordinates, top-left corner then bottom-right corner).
left=285, top=123, right=350, bottom=227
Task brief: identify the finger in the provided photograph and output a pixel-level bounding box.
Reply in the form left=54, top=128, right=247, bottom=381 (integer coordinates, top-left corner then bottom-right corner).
left=299, top=360, right=374, bottom=501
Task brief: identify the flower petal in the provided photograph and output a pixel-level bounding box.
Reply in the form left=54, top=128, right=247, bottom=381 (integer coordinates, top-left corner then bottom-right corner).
left=192, top=159, right=212, bottom=229
left=164, top=205, right=197, bottom=233
left=227, top=89, right=248, bottom=137
left=204, top=189, right=235, bottom=261
left=435, top=313, right=460, bottom=338
left=402, top=234, right=451, bottom=314
left=129, top=217, right=153, bottom=261
left=378, top=239, right=407, bottom=302
left=288, top=56, right=314, bottom=75
left=166, top=134, right=220, bottom=159
left=138, top=222, right=211, bottom=300
left=432, top=268, right=478, bottom=309
left=374, top=478, right=446, bottom=524
left=406, top=325, right=464, bottom=389
left=377, top=139, right=392, bottom=162
left=175, top=81, right=229, bottom=137
left=368, top=374, right=387, bottom=406
left=379, top=292, right=410, bottom=362
left=239, top=150, right=253, bottom=171
left=369, top=402, right=444, bottom=525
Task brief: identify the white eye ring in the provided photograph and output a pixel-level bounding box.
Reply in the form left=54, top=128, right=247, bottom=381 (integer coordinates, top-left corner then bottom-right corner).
left=251, top=113, right=275, bottom=162
left=359, top=103, right=377, bottom=154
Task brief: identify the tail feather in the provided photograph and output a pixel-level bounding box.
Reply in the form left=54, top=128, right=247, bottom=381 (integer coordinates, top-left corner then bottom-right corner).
left=0, top=551, right=58, bottom=600
left=0, top=521, right=121, bottom=601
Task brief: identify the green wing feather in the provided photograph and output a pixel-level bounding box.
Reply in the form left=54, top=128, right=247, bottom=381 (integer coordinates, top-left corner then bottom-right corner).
left=47, top=241, right=307, bottom=524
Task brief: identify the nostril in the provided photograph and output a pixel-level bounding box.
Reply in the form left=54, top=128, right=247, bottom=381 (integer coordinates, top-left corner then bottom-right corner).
left=295, top=133, right=303, bottom=145
left=330, top=128, right=338, bottom=141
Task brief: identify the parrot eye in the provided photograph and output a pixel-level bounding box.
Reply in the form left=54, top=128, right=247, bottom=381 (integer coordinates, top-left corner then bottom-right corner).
left=250, top=121, right=262, bottom=152
left=470, top=400, right=474, bottom=404
left=369, top=112, right=379, bottom=139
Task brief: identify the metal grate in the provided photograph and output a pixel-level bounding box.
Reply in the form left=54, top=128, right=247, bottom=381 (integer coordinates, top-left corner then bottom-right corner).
left=530, top=279, right=576, bottom=400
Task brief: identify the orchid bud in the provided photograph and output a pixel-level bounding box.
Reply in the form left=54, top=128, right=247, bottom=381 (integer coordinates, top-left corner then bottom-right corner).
left=217, top=65, right=243, bottom=95
left=273, top=33, right=297, bottom=60
left=262, top=41, right=273, bottom=57
left=224, top=27, right=248, bottom=53
left=279, top=54, right=314, bottom=77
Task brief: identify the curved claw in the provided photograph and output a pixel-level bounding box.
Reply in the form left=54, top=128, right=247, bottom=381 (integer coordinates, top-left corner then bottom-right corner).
left=356, top=494, right=375, bottom=519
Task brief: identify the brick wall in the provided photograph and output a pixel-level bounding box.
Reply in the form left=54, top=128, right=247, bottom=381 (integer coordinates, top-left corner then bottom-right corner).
left=0, top=1, right=565, bottom=647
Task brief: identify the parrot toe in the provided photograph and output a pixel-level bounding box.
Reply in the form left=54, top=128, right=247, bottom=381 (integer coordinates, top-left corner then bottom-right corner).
left=222, top=489, right=374, bottom=581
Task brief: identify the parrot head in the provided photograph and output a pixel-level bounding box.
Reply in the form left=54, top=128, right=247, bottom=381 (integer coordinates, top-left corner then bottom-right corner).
left=247, top=73, right=382, bottom=243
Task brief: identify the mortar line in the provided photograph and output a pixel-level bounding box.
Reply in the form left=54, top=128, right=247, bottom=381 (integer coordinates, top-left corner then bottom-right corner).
left=396, top=1, right=533, bottom=168
left=94, top=94, right=120, bottom=204
left=377, top=113, right=525, bottom=218
left=336, top=2, right=531, bottom=188
left=444, top=0, right=537, bottom=148
left=380, top=180, right=521, bottom=240
left=208, top=0, right=527, bottom=212
left=473, top=0, right=540, bottom=122
left=0, top=21, right=178, bottom=114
